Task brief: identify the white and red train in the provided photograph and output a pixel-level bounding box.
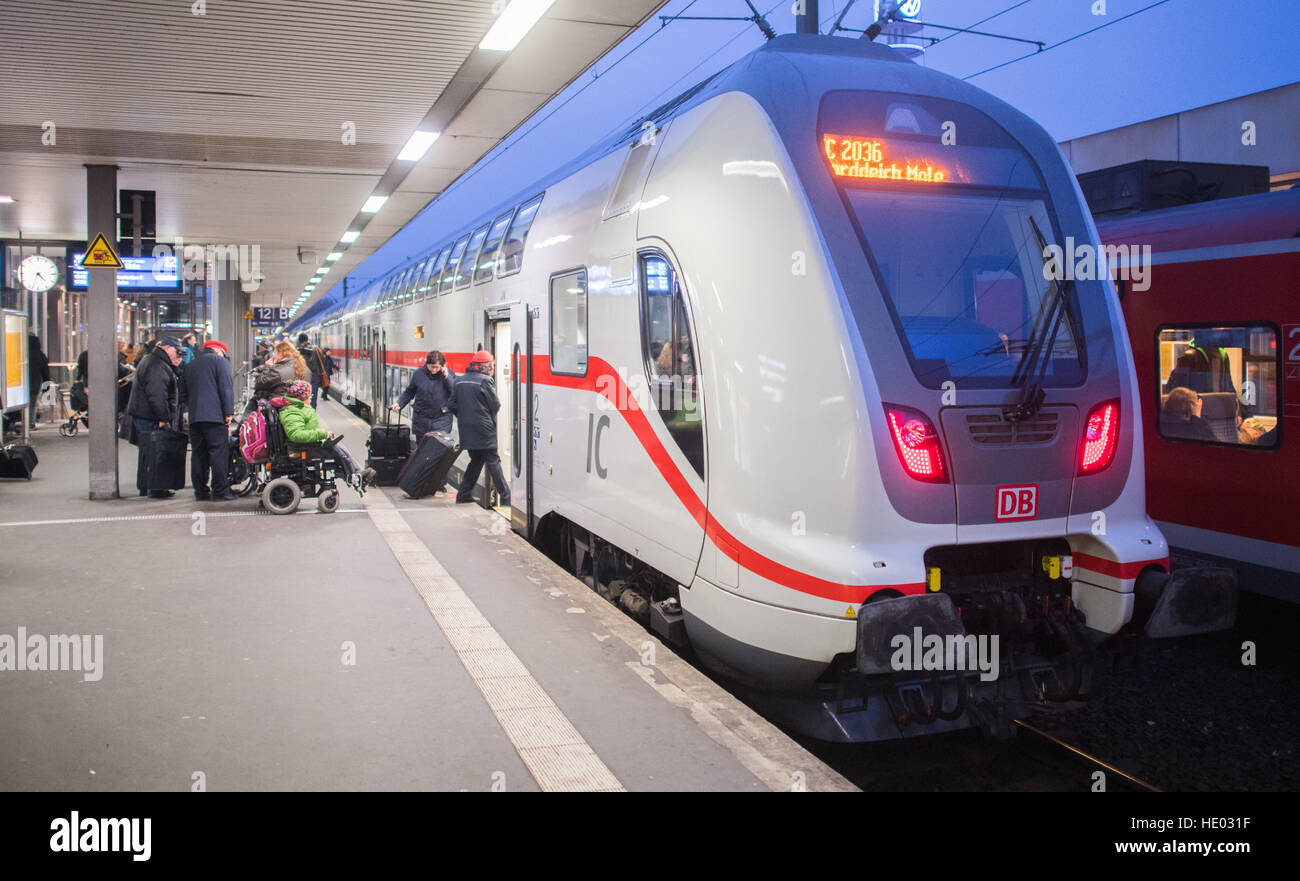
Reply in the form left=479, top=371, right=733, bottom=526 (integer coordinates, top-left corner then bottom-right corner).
left=292, top=35, right=1231, bottom=741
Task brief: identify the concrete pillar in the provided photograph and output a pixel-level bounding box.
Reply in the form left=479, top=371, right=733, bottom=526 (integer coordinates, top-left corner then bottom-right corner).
left=86, top=164, right=119, bottom=499
left=212, top=259, right=249, bottom=375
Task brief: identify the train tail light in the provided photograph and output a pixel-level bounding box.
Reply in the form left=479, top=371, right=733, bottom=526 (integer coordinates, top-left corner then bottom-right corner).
left=1079, top=399, right=1120, bottom=475
left=884, top=406, right=948, bottom=483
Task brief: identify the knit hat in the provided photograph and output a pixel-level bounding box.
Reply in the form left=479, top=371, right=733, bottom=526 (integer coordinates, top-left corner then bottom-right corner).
left=286, top=380, right=311, bottom=401
left=203, top=340, right=228, bottom=353
left=470, top=350, right=494, bottom=364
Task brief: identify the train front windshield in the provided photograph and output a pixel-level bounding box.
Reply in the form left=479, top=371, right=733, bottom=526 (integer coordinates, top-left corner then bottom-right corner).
left=820, top=90, right=1090, bottom=390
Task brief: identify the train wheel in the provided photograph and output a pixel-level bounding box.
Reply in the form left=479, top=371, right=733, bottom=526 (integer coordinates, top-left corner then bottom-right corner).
left=263, top=477, right=301, bottom=515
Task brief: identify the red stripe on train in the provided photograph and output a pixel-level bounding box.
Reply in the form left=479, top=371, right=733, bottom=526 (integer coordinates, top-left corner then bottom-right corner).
left=1073, top=552, right=1168, bottom=580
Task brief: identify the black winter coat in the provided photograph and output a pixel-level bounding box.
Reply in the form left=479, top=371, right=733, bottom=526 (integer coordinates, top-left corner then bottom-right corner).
left=450, top=368, right=499, bottom=451
left=127, top=351, right=179, bottom=425
left=300, top=342, right=325, bottom=378
left=183, top=348, right=235, bottom=424
left=397, top=365, right=456, bottom=433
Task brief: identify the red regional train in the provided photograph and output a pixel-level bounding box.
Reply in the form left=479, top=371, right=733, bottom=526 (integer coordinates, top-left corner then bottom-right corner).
left=1098, top=188, right=1300, bottom=600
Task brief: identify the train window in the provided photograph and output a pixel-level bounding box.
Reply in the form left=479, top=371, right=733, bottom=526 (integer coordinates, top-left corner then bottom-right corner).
left=458, top=225, right=490, bottom=291
left=1156, top=325, right=1279, bottom=449
left=474, top=211, right=515, bottom=284
left=639, top=253, right=703, bottom=479
left=499, top=194, right=544, bottom=277
left=423, top=248, right=448, bottom=296
left=441, top=235, right=470, bottom=295
left=416, top=253, right=438, bottom=299
left=549, top=269, right=588, bottom=377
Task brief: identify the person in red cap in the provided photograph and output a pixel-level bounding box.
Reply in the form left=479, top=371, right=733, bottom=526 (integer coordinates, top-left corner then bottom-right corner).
left=183, top=338, right=235, bottom=500
left=450, top=349, right=508, bottom=507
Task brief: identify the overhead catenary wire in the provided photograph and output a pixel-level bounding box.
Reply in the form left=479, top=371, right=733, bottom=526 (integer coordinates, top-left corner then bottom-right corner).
left=962, top=0, right=1173, bottom=80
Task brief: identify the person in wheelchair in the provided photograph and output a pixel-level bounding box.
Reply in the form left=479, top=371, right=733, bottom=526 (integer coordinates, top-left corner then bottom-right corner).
left=271, top=381, right=374, bottom=493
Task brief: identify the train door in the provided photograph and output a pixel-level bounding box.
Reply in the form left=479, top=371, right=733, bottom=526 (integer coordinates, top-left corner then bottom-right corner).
left=343, top=325, right=353, bottom=405
left=485, top=306, right=512, bottom=511
left=508, top=302, right=534, bottom=538
left=371, top=326, right=386, bottom=416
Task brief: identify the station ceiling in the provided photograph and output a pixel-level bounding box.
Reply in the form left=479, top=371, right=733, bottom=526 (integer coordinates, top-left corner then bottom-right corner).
left=0, top=0, right=668, bottom=312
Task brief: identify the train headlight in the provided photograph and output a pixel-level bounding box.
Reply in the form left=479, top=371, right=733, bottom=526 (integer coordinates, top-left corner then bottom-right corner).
left=1079, top=400, right=1120, bottom=475
left=884, top=405, right=948, bottom=483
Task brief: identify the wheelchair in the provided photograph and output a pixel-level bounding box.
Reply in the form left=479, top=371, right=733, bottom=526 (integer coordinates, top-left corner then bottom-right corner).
left=238, top=402, right=366, bottom=515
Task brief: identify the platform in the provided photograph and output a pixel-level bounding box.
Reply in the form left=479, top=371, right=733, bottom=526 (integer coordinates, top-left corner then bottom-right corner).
left=0, top=399, right=854, bottom=792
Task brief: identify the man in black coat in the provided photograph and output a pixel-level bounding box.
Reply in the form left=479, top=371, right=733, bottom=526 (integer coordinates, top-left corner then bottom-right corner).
left=391, top=350, right=456, bottom=437
left=184, top=340, right=236, bottom=501
left=27, top=330, right=49, bottom=428
left=298, top=333, right=326, bottom=408
left=450, top=350, right=508, bottom=507
left=127, top=337, right=183, bottom=498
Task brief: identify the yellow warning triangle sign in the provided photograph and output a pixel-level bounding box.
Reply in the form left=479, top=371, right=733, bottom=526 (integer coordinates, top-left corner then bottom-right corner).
left=80, top=232, right=124, bottom=269
left=244, top=309, right=254, bottom=320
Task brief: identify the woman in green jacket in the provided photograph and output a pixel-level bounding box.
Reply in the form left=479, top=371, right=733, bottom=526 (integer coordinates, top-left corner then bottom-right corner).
left=275, top=380, right=373, bottom=487
left=276, top=380, right=332, bottom=443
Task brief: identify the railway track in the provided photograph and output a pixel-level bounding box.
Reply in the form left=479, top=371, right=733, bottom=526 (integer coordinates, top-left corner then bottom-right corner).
left=1012, top=719, right=1161, bottom=793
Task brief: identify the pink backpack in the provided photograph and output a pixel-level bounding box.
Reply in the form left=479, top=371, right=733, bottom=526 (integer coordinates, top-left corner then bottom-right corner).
left=239, top=405, right=269, bottom=463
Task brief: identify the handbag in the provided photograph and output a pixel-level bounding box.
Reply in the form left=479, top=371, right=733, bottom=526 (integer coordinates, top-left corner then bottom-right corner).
left=315, top=350, right=331, bottom=389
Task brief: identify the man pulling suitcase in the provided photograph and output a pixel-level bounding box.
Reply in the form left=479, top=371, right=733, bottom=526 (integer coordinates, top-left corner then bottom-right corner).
left=450, top=350, right=509, bottom=508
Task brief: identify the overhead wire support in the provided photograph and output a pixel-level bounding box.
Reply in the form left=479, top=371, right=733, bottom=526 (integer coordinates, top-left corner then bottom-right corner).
left=659, top=0, right=777, bottom=40
left=905, top=20, right=1044, bottom=51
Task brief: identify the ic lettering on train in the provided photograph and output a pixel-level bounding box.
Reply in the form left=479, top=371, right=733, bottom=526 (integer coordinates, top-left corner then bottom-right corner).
left=995, top=484, right=1038, bottom=521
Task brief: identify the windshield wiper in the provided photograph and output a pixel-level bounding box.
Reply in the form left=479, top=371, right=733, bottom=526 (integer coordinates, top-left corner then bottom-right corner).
left=1006, top=216, right=1074, bottom=422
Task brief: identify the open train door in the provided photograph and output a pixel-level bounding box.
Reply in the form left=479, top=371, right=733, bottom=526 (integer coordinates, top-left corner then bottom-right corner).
left=507, top=301, right=534, bottom=539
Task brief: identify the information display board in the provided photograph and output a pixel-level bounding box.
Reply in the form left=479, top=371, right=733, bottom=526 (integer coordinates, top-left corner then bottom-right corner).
left=3, top=312, right=29, bottom=412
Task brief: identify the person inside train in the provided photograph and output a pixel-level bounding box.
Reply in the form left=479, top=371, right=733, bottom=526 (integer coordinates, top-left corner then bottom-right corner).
left=450, top=350, right=509, bottom=508
left=1159, top=387, right=1218, bottom=443
left=391, top=350, right=456, bottom=440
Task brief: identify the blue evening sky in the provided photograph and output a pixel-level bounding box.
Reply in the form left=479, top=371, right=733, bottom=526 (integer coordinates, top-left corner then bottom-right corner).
left=306, top=0, right=1300, bottom=316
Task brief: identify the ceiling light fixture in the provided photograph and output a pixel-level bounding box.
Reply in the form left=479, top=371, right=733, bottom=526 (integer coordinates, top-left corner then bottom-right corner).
left=340, top=230, right=360, bottom=243
left=362, top=195, right=388, bottom=213
left=480, top=0, right=555, bottom=51
left=326, top=252, right=342, bottom=261
left=397, top=130, right=440, bottom=162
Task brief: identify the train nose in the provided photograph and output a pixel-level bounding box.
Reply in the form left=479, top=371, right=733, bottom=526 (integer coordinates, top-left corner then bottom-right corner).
left=938, top=405, right=1079, bottom=533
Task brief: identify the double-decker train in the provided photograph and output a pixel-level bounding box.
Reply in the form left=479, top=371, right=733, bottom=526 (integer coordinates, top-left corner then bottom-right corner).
left=291, top=34, right=1233, bottom=741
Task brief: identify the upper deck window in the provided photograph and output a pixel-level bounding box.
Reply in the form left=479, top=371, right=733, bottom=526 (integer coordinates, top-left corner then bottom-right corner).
left=499, top=195, right=543, bottom=276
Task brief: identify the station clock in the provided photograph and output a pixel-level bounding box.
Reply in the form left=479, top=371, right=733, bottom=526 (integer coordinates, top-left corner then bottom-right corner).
left=18, top=254, right=60, bottom=293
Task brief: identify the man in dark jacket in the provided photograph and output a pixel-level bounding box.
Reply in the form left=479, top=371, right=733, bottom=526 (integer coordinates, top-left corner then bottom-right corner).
left=127, top=337, right=182, bottom=498
left=450, top=350, right=508, bottom=507
left=298, top=333, right=325, bottom=408
left=184, top=340, right=236, bottom=501
left=27, top=330, right=49, bottom=428
left=391, top=351, right=456, bottom=437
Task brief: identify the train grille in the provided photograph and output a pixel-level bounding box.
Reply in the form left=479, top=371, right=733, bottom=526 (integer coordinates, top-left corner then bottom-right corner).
left=965, top=411, right=1059, bottom=445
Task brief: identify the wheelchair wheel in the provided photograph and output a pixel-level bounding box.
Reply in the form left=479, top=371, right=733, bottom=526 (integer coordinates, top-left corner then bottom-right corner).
left=58, top=422, right=75, bottom=438
left=316, top=489, right=340, bottom=514
left=263, top=477, right=302, bottom=515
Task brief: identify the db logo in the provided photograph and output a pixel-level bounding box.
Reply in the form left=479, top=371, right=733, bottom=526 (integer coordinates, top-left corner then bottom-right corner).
left=995, top=484, right=1038, bottom=521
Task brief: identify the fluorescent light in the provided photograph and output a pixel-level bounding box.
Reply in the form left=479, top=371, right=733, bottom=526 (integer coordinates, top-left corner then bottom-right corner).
left=316, top=267, right=330, bottom=275
left=0, top=195, right=14, bottom=204
left=340, top=230, right=360, bottom=243
left=479, top=0, right=555, bottom=51
left=326, top=252, right=342, bottom=261
left=362, top=195, right=388, bottom=213
left=397, top=130, right=440, bottom=162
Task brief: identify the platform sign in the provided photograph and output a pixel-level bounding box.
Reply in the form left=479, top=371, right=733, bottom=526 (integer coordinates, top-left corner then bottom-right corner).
left=70, top=251, right=179, bottom=291
left=79, top=233, right=124, bottom=270
left=3, top=313, right=29, bottom=412
left=251, top=306, right=289, bottom=329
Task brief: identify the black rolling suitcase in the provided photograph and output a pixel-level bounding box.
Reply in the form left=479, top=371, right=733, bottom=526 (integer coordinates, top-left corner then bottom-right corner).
left=397, top=431, right=458, bottom=499
left=0, top=443, right=38, bottom=479
left=366, top=409, right=409, bottom=485
left=139, top=428, right=188, bottom=491
left=368, top=409, right=410, bottom=458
